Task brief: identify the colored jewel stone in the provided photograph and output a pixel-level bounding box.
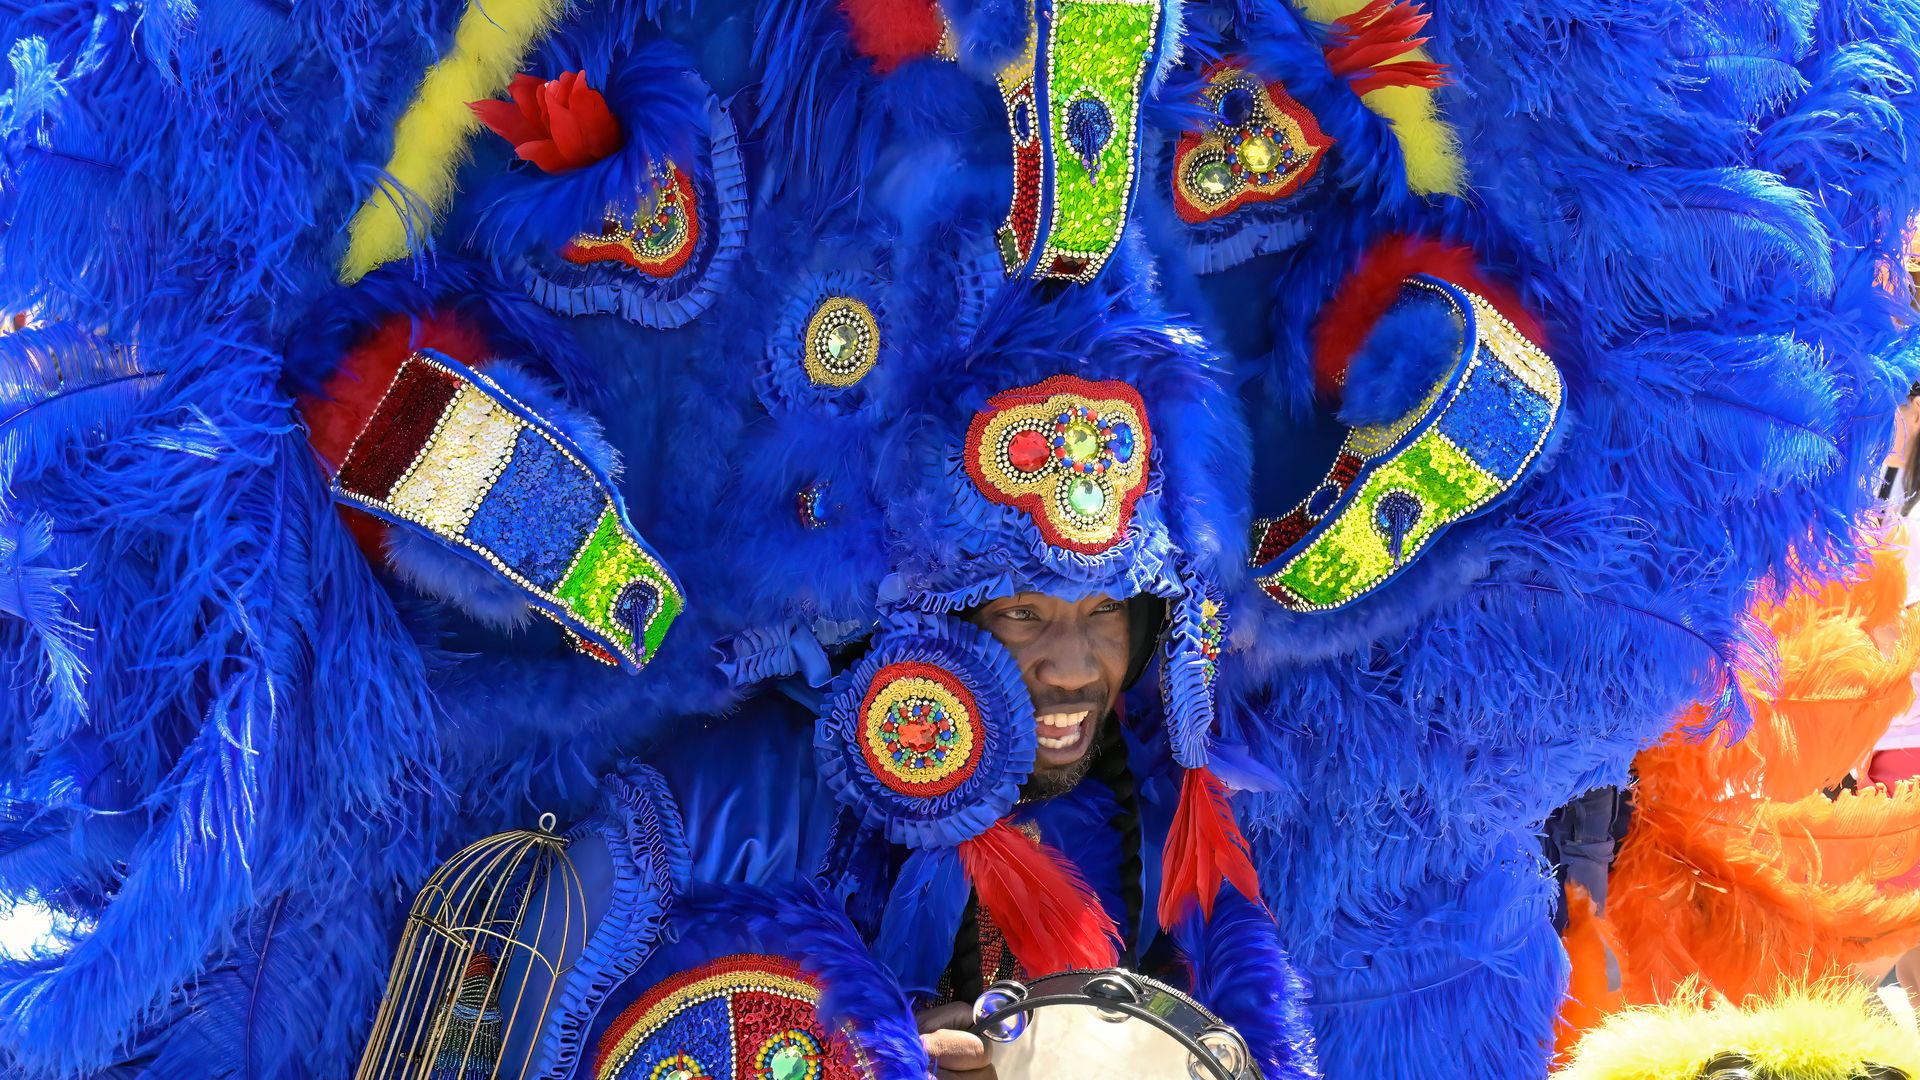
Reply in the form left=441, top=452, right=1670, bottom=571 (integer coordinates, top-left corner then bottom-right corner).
left=1062, top=419, right=1102, bottom=462
left=1239, top=133, right=1279, bottom=174
left=1195, top=162, right=1233, bottom=199
left=897, top=716, right=938, bottom=754
left=1007, top=429, right=1050, bottom=472
left=825, top=322, right=858, bottom=362
left=1067, top=477, right=1105, bottom=518
left=1218, top=84, right=1254, bottom=126
left=1110, top=422, right=1134, bottom=463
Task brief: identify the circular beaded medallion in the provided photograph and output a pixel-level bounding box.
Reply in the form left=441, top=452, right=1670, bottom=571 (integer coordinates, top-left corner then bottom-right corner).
left=817, top=618, right=1035, bottom=848
left=859, top=663, right=981, bottom=797
left=802, top=296, right=880, bottom=387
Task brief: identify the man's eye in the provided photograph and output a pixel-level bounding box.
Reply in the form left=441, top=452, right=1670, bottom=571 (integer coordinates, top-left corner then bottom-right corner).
left=1000, top=608, right=1039, bottom=621
left=1093, top=601, right=1124, bottom=615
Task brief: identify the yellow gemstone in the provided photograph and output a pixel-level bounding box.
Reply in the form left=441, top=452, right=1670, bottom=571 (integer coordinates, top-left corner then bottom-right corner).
left=1062, top=420, right=1101, bottom=462
left=1239, top=134, right=1278, bottom=173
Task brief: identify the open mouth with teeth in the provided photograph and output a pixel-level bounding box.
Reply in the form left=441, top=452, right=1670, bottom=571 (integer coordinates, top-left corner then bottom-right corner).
left=1034, top=707, right=1098, bottom=768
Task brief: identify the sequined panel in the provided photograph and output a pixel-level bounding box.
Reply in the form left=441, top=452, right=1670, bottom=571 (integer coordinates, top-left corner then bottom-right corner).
left=994, top=0, right=1160, bottom=283
left=327, top=350, right=684, bottom=670
left=336, top=359, right=459, bottom=501
left=594, top=955, right=855, bottom=1080
left=554, top=509, right=683, bottom=664
left=465, top=428, right=607, bottom=588
left=387, top=384, right=523, bottom=534
left=1251, top=277, right=1565, bottom=612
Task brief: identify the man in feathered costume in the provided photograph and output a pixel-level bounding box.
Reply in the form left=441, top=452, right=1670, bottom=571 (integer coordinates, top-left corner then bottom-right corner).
left=4, top=0, right=1920, bottom=1077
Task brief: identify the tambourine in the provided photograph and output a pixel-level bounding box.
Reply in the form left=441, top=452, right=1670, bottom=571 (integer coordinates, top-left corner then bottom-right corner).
left=968, top=969, right=1256, bottom=1080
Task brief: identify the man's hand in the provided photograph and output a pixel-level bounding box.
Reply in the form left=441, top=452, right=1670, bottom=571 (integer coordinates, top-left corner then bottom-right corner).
left=916, top=1001, right=997, bottom=1078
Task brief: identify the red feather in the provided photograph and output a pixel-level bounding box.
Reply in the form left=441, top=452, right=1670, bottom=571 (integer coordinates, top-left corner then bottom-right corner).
left=1157, top=767, right=1262, bottom=928
left=1322, top=0, right=1449, bottom=93
left=958, top=820, right=1121, bottom=976
left=471, top=71, right=623, bottom=173
left=837, top=0, right=945, bottom=74
left=1311, top=235, right=1545, bottom=400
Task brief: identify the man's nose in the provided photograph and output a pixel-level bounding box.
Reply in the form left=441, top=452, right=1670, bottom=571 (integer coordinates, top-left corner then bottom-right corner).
left=1034, top=622, right=1103, bottom=692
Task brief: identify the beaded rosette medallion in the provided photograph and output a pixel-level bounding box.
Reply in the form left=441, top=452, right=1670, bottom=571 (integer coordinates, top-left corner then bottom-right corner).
left=1249, top=276, right=1563, bottom=612
left=994, top=0, right=1164, bottom=283
left=593, top=955, right=854, bottom=1080
left=817, top=617, right=1035, bottom=848
left=327, top=348, right=683, bottom=668
left=965, top=374, right=1152, bottom=555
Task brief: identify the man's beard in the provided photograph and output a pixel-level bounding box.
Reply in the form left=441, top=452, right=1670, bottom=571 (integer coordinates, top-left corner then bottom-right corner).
left=1019, top=709, right=1107, bottom=802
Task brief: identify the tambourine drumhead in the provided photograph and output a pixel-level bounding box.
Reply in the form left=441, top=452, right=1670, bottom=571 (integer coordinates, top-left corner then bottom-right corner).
left=971, top=969, right=1253, bottom=1080
left=983, top=1000, right=1200, bottom=1078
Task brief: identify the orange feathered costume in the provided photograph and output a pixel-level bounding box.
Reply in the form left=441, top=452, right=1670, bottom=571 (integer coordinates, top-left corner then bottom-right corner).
left=1559, top=527, right=1920, bottom=1054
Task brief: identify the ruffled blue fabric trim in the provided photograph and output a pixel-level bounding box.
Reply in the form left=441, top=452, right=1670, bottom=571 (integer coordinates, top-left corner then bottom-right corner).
left=531, top=764, right=689, bottom=1080
left=880, top=450, right=1187, bottom=615
left=815, top=612, right=1034, bottom=848
left=714, top=619, right=834, bottom=690
left=519, top=97, right=748, bottom=329
left=1158, top=558, right=1224, bottom=769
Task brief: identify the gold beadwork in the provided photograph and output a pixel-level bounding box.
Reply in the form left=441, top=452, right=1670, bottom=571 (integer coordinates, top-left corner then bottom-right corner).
left=802, top=296, right=881, bottom=388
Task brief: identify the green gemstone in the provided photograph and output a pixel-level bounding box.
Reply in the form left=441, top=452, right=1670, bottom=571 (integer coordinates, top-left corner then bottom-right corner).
left=824, top=322, right=858, bottom=363
left=1196, top=161, right=1233, bottom=199
left=1067, top=477, right=1106, bottom=518
left=1062, top=420, right=1101, bottom=462
left=769, top=1044, right=811, bottom=1080
left=1239, top=134, right=1278, bottom=173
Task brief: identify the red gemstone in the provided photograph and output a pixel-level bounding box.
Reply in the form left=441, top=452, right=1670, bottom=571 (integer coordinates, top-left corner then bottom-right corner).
left=1007, top=429, right=1050, bottom=473
left=896, top=719, right=938, bottom=754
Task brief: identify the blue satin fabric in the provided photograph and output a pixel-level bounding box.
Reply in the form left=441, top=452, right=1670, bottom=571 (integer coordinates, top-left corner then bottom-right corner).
left=636, top=690, right=842, bottom=886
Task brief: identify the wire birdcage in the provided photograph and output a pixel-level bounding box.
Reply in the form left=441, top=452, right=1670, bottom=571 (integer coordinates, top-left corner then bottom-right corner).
left=356, top=813, right=586, bottom=1080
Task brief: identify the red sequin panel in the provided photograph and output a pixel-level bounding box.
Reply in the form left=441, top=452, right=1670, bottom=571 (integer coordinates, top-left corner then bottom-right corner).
left=336, top=358, right=459, bottom=501
left=1002, top=82, right=1043, bottom=267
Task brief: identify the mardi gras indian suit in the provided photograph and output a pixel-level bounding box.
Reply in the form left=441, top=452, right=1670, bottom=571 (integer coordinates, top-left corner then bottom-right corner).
left=3, top=0, right=1920, bottom=1078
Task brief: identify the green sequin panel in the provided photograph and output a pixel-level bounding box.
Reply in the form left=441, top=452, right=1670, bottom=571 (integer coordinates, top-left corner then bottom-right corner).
left=1046, top=0, right=1157, bottom=255
left=555, top=509, right=683, bottom=659
left=1275, top=432, right=1501, bottom=608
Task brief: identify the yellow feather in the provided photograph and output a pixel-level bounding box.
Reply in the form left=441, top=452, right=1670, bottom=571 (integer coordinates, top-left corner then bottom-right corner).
left=1555, top=980, right=1920, bottom=1080
left=338, top=0, right=569, bottom=283
left=1287, top=0, right=1464, bottom=196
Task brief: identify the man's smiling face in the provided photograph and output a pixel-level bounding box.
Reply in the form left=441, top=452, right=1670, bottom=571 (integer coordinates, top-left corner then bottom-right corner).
left=968, top=591, right=1132, bottom=799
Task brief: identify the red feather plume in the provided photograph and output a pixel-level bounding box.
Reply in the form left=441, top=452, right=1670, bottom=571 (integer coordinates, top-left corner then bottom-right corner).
left=1311, top=235, right=1545, bottom=400
left=1158, top=767, right=1262, bottom=927
left=471, top=72, right=623, bottom=173
left=958, top=820, right=1122, bottom=976
left=838, top=0, right=945, bottom=73
left=1322, top=0, right=1449, bottom=96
